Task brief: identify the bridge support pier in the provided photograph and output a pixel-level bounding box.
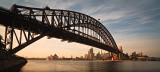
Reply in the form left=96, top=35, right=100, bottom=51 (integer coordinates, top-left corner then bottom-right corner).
left=111, top=53, right=119, bottom=60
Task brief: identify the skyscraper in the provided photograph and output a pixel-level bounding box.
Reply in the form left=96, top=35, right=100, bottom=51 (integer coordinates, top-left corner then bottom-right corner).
left=96, top=52, right=101, bottom=60
left=100, top=49, right=104, bottom=59
left=88, top=48, right=94, bottom=60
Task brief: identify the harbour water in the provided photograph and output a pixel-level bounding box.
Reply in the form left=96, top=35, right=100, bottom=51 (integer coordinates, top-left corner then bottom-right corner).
left=20, top=60, right=160, bottom=72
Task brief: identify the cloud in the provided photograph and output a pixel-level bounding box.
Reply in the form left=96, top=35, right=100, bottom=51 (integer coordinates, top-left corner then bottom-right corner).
left=37, top=0, right=76, bottom=9
left=92, top=10, right=128, bottom=22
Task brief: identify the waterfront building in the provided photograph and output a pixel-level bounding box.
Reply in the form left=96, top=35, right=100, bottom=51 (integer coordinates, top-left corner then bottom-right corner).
left=88, top=48, right=94, bottom=60
left=46, top=55, right=53, bottom=60
left=100, top=49, right=104, bottom=59
left=75, top=56, right=84, bottom=60
left=85, top=54, right=88, bottom=60
left=53, top=54, right=59, bottom=59
left=75, top=57, right=79, bottom=60
left=130, top=52, right=147, bottom=60
left=93, top=56, right=97, bottom=60
left=80, top=56, right=83, bottom=59
left=131, top=52, right=144, bottom=57
left=131, top=52, right=138, bottom=57
left=126, top=53, right=128, bottom=56
left=138, top=52, right=143, bottom=57
left=103, top=53, right=110, bottom=59
left=46, top=54, right=59, bottom=60
left=96, top=52, right=101, bottom=60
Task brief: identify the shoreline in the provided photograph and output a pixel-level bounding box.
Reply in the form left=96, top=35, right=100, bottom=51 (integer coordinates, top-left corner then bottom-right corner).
left=26, top=59, right=160, bottom=61
left=0, top=50, right=27, bottom=72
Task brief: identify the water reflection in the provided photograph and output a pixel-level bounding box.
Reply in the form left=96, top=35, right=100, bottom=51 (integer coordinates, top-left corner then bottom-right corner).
left=20, top=60, right=160, bottom=72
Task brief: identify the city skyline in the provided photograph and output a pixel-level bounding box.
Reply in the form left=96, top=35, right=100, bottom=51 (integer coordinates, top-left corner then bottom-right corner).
left=28, top=47, right=149, bottom=61
left=0, top=0, right=160, bottom=57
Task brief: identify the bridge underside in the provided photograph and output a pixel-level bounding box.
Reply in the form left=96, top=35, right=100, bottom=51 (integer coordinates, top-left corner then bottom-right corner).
left=0, top=7, right=118, bottom=54
left=0, top=5, right=128, bottom=59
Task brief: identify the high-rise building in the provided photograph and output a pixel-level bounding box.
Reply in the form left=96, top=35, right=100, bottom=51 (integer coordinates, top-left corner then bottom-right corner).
left=100, top=49, right=104, bottom=59
left=96, top=52, right=101, bottom=60
left=88, top=48, right=94, bottom=60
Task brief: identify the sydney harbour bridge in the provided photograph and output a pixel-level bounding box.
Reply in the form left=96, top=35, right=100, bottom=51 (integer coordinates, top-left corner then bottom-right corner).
left=0, top=4, right=128, bottom=60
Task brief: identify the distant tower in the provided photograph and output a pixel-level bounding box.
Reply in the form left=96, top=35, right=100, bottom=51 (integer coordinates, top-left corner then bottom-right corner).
left=88, top=48, right=94, bottom=60
left=96, top=52, right=101, bottom=60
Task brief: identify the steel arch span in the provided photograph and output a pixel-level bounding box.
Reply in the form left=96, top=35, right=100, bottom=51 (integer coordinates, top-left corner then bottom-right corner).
left=0, top=4, right=128, bottom=59
left=12, top=5, right=118, bottom=49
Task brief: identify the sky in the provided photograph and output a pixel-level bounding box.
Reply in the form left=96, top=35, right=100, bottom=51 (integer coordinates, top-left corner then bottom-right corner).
left=0, top=0, right=160, bottom=58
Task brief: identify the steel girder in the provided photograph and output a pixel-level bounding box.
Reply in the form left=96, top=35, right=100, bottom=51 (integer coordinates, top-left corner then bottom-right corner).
left=13, top=5, right=118, bottom=49
left=0, top=4, right=121, bottom=55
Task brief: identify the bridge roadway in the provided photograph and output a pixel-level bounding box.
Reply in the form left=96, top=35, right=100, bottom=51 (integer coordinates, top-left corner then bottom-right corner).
left=0, top=6, right=127, bottom=58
